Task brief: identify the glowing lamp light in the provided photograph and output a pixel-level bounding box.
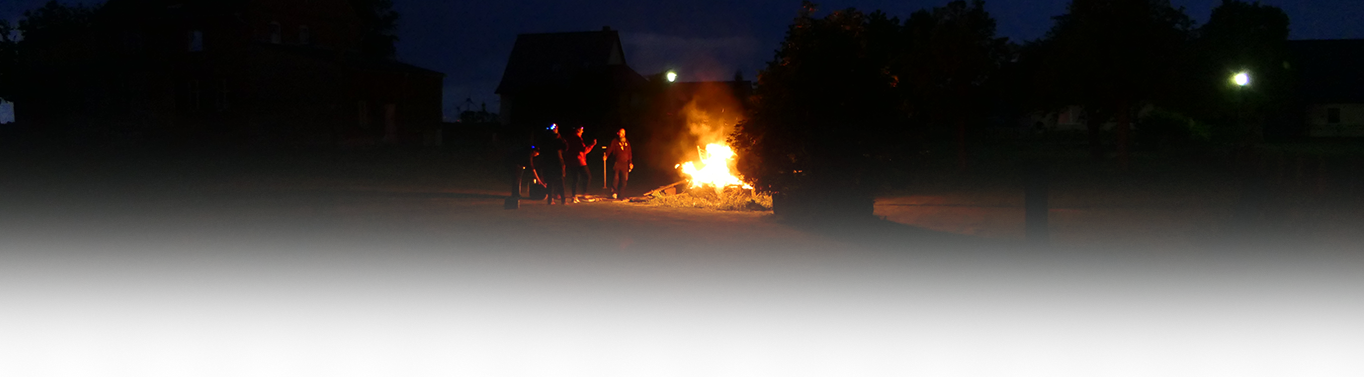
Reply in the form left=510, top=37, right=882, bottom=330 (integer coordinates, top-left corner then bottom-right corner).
left=1233, top=72, right=1250, bottom=87
left=666, top=71, right=678, bottom=83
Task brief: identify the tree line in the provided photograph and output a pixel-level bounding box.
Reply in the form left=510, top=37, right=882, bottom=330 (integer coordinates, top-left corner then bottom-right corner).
left=731, top=0, right=1292, bottom=201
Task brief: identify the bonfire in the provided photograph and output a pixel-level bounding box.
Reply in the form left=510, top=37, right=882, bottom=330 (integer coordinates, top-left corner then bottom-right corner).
left=644, top=142, right=769, bottom=211
left=676, top=143, right=753, bottom=191
left=643, top=87, right=768, bottom=211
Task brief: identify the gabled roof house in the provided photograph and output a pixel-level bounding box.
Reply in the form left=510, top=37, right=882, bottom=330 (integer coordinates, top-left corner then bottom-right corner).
left=495, top=27, right=646, bottom=132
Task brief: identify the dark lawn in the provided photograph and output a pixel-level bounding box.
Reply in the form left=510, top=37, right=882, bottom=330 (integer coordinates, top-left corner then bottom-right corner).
left=2, top=147, right=1364, bottom=374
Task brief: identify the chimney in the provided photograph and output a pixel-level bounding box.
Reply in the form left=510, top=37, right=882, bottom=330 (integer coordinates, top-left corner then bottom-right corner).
left=602, top=26, right=611, bottom=31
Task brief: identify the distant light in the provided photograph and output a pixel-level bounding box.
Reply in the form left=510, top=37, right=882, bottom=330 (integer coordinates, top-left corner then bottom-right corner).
left=1233, top=72, right=1250, bottom=87
left=666, top=71, right=677, bottom=83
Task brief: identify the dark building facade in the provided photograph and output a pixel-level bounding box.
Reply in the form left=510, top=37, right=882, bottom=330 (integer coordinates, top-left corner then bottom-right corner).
left=13, top=0, right=443, bottom=146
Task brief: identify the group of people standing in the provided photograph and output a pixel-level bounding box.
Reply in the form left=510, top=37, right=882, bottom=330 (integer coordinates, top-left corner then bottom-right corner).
left=511, top=123, right=632, bottom=205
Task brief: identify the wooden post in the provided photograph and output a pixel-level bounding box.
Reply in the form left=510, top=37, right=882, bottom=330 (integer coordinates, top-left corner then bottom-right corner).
left=644, top=180, right=689, bottom=197
left=1025, top=162, right=1050, bottom=246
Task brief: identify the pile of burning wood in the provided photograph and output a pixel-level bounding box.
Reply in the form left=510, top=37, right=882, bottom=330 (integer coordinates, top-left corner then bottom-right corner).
left=644, top=145, right=770, bottom=211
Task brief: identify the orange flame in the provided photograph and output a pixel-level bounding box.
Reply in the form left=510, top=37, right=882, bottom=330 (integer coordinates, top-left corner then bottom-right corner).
left=677, top=143, right=752, bottom=190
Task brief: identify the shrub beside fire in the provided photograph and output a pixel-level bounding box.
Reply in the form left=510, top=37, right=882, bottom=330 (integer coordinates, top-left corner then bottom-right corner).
left=729, top=5, right=910, bottom=219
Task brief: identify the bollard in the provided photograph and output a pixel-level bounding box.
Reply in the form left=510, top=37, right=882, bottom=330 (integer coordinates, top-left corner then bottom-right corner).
left=1025, top=162, right=1050, bottom=246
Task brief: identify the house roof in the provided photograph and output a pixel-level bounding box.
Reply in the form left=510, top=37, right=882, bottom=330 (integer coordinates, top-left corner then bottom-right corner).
left=1288, top=39, right=1364, bottom=103
left=495, top=29, right=642, bottom=94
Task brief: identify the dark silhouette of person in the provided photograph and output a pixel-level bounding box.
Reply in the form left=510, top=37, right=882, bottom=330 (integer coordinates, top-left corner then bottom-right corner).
left=564, top=125, right=597, bottom=203
left=507, top=139, right=541, bottom=199
left=603, top=128, right=633, bottom=199
left=537, top=124, right=568, bottom=205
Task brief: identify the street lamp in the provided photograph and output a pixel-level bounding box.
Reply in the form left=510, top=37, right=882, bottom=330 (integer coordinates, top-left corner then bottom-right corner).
left=1233, top=71, right=1250, bottom=87
left=666, top=70, right=678, bottom=83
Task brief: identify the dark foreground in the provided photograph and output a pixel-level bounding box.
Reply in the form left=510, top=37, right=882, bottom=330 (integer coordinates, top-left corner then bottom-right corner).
left=2, top=144, right=1362, bottom=376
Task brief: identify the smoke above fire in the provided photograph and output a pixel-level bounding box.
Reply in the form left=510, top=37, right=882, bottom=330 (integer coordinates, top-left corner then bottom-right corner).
left=671, top=81, right=743, bottom=150
left=673, top=82, right=750, bottom=189
left=682, top=100, right=739, bottom=146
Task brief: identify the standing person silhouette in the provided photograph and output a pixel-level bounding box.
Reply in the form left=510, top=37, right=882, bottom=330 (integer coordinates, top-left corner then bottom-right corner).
left=507, top=139, right=541, bottom=199
left=603, top=128, right=633, bottom=199
left=564, top=125, right=597, bottom=203
left=537, top=124, right=568, bottom=205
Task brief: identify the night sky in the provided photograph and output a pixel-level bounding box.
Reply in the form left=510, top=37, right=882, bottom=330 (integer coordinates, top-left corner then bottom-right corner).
left=4, top=0, right=1364, bottom=120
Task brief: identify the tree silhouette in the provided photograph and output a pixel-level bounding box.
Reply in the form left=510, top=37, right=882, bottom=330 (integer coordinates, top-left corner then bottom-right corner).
left=0, top=20, right=18, bottom=103
left=347, top=0, right=400, bottom=59
left=0, top=1, right=98, bottom=107
left=1043, top=0, right=1195, bottom=169
left=730, top=1, right=904, bottom=210
left=900, top=0, right=1010, bottom=171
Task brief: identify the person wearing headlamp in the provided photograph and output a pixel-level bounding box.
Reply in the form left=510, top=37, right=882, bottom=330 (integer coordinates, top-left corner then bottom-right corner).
left=537, top=123, right=568, bottom=205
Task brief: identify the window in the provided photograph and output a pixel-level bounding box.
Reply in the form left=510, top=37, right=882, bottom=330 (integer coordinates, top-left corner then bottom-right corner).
left=188, top=30, right=203, bottom=51
left=298, top=26, right=310, bottom=45
left=358, top=101, right=370, bottom=128
left=269, top=22, right=281, bottom=44
left=1328, top=108, right=1341, bottom=124
left=217, top=79, right=230, bottom=111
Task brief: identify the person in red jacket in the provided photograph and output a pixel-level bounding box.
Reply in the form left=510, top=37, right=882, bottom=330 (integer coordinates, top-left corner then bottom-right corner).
left=603, top=128, right=633, bottom=199
left=564, top=125, right=597, bottom=203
